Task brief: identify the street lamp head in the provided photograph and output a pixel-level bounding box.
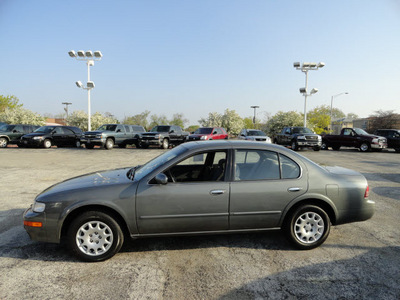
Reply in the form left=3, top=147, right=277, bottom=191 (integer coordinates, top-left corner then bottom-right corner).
left=309, top=62, right=317, bottom=68
left=94, top=51, right=103, bottom=58
left=75, top=81, right=83, bottom=88
left=87, top=81, right=95, bottom=88
left=310, top=88, right=318, bottom=94
left=317, top=62, right=325, bottom=68
left=302, top=62, right=311, bottom=68
left=85, top=51, right=93, bottom=58
left=77, top=50, right=85, bottom=58
left=293, top=62, right=300, bottom=68
left=299, top=87, right=307, bottom=94
left=68, top=50, right=77, bottom=58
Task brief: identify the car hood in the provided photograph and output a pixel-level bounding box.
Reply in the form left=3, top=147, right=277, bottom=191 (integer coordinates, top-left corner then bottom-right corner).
left=22, top=132, right=46, bottom=138
left=83, top=130, right=108, bottom=135
left=37, top=167, right=133, bottom=199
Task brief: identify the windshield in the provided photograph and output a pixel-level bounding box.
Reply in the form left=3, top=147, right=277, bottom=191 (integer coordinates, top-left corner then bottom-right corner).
left=248, top=130, right=266, bottom=136
left=34, top=126, right=56, bottom=133
left=133, top=146, right=187, bottom=181
left=97, top=125, right=117, bottom=131
left=194, top=128, right=213, bottom=134
left=292, top=127, right=313, bottom=134
left=0, top=125, right=15, bottom=132
left=354, top=128, right=369, bottom=135
left=151, top=126, right=171, bottom=133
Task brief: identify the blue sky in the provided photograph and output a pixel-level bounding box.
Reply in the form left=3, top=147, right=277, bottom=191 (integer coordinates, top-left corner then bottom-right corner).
left=1, top=0, right=400, bottom=125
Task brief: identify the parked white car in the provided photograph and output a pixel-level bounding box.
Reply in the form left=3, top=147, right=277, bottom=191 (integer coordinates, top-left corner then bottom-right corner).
left=239, top=129, right=271, bottom=143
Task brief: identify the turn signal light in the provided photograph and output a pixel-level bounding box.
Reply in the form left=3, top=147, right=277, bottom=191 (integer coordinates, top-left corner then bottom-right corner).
left=364, top=186, right=370, bottom=198
left=24, top=221, right=43, bottom=227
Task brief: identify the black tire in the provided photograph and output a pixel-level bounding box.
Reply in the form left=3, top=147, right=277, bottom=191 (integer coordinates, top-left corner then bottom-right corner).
left=332, top=145, right=341, bottom=151
left=321, top=142, right=328, bottom=150
left=291, top=140, right=298, bottom=151
left=162, top=138, right=169, bottom=149
left=359, top=142, right=371, bottom=152
left=284, top=205, right=330, bottom=250
left=141, top=143, right=149, bottom=149
left=105, top=138, right=114, bottom=150
left=43, top=139, right=52, bottom=149
left=85, top=144, right=95, bottom=149
left=75, top=140, right=81, bottom=148
left=0, top=137, right=8, bottom=148
left=67, top=211, right=124, bottom=262
left=313, top=146, right=321, bottom=151
left=395, top=148, right=400, bottom=153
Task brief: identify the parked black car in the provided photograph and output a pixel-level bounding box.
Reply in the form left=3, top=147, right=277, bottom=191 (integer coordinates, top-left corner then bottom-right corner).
left=20, top=126, right=82, bottom=148
left=0, top=124, right=40, bottom=148
left=274, top=127, right=322, bottom=151
left=374, top=129, right=400, bottom=152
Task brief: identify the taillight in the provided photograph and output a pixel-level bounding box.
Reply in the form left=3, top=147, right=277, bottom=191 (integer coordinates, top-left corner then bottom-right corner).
left=364, top=185, right=370, bottom=198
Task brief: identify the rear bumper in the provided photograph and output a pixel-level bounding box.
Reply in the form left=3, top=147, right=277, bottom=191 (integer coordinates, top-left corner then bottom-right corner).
left=336, top=199, right=375, bottom=225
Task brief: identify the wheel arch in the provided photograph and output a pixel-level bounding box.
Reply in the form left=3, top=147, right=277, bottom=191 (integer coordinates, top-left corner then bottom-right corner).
left=60, top=204, right=130, bottom=241
left=281, top=198, right=337, bottom=227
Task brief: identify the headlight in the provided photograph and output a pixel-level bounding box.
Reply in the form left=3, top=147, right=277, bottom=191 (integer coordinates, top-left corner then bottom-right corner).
left=32, top=201, right=46, bottom=213
left=317, top=136, right=322, bottom=140
left=96, top=134, right=103, bottom=138
left=33, top=136, right=44, bottom=140
left=297, top=135, right=306, bottom=140
left=200, top=136, right=207, bottom=140
left=154, top=134, right=160, bottom=139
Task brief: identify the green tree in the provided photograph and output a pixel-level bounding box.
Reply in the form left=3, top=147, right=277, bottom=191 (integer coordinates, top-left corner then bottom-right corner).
left=346, top=112, right=359, bottom=120
left=149, top=114, right=169, bottom=129
left=170, top=113, right=189, bottom=128
left=0, top=107, right=45, bottom=125
left=0, top=95, right=22, bottom=113
left=122, top=110, right=151, bottom=129
left=243, top=117, right=255, bottom=129
left=186, top=125, right=199, bottom=133
left=221, top=109, right=244, bottom=136
left=67, top=111, right=117, bottom=131
left=265, top=111, right=303, bottom=137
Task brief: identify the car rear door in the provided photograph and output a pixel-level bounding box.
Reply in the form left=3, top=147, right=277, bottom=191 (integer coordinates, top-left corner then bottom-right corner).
left=229, top=149, right=308, bottom=229
left=136, top=150, right=229, bottom=234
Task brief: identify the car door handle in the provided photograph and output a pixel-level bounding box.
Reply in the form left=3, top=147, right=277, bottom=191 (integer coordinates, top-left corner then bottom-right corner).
left=288, top=187, right=302, bottom=192
left=210, top=190, right=225, bottom=195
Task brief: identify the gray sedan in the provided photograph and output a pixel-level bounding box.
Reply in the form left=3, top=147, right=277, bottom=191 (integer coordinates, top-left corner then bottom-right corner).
left=23, top=141, right=374, bottom=262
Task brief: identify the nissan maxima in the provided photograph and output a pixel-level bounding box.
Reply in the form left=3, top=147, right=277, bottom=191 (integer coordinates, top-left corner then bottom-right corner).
left=23, top=141, right=374, bottom=261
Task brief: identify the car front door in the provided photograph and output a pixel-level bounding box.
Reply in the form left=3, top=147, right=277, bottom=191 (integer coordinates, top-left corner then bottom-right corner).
left=115, top=125, right=126, bottom=144
left=136, top=150, right=229, bottom=234
left=230, top=149, right=308, bottom=229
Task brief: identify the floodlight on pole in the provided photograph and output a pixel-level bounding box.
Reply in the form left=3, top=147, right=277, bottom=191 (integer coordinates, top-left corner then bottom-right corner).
left=69, top=49, right=102, bottom=131
left=330, top=92, right=349, bottom=132
left=250, top=106, right=259, bottom=127
left=62, top=102, right=72, bottom=122
left=293, top=61, right=325, bottom=127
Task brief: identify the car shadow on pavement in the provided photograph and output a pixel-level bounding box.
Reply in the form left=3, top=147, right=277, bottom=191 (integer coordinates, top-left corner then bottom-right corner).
left=218, top=245, right=400, bottom=300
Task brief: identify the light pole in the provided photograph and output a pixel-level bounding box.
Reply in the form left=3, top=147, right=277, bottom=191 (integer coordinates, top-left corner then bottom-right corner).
left=68, top=50, right=103, bottom=131
left=330, top=92, right=349, bottom=132
left=250, top=105, right=259, bottom=128
left=293, top=62, right=325, bottom=127
left=62, top=102, right=72, bottom=122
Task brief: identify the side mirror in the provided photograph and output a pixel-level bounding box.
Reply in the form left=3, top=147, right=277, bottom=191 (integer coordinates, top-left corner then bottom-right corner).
left=213, top=131, right=217, bottom=134
left=169, top=130, right=175, bottom=133
left=240, top=134, right=245, bottom=137
left=155, top=173, right=168, bottom=185
left=116, top=129, right=121, bottom=133
left=13, top=130, right=18, bottom=133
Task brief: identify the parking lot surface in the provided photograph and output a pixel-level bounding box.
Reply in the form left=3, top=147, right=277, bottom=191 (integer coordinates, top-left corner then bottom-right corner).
left=1, top=146, right=399, bottom=299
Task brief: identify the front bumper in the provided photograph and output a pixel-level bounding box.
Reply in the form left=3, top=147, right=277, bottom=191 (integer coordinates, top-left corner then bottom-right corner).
left=23, top=206, right=60, bottom=243
left=19, top=138, right=43, bottom=147
left=297, top=140, right=322, bottom=147
left=81, top=137, right=106, bottom=147
left=371, top=143, right=387, bottom=149
left=140, top=138, right=162, bottom=146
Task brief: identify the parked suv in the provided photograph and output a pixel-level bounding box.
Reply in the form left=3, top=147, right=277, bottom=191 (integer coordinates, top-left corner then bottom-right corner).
left=187, top=127, right=228, bottom=141
left=0, top=124, right=40, bottom=148
left=239, top=129, right=271, bottom=143
left=81, top=124, right=145, bottom=150
left=374, top=129, right=400, bottom=152
left=20, top=125, right=82, bottom=148
left=139, top=125, right=189, bottom=149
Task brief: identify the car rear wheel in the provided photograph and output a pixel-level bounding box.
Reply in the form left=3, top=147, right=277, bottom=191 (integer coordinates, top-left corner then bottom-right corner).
left=359, top=142, right=371, bottom=152
left=313, top=146, right=321, bottom=151
left=284, top=205, right=330, bottom=250
left=105, top=138, right=114, bottom=150
left=332, top=145, right=341, bottom=151
left=67, top=211, right=124, bottom=262
left=291, top=141, right=298, bottom=151
left=75, top=140, right=81, bottom=148
left=43, top=139, right=52, bottom=149
left=0, top=137, right=8, bottom=148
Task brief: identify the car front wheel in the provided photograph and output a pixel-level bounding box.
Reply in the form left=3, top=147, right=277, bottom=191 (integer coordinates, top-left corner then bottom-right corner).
left=359, top=142, right=371, bottom=152
left=0, top=137, right=8, bottom=148
left=43, top=139, right=52, bottom=149
left=284, top=205, right=330, bottom=250
left=105, top=138, right=114, bottom=150
left=67, top=211, right=124, bottom=262
left=162, top=138, right=169, bottom=149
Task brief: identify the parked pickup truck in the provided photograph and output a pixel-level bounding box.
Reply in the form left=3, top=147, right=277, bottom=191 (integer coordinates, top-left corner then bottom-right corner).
left=322, top=128, right=387, bottom=152
left=81, top=124, right=145, bottom=150
left=139, top=125, right=189, bottom=149
left=274, top=126, right=322, bottom=151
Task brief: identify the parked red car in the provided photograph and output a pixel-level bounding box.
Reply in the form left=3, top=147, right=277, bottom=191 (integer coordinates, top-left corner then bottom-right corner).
left=187, top=127, right=228, bottom=141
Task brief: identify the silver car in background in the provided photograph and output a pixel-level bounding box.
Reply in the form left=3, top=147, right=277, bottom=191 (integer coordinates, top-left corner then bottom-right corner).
left=239, top=129, right=271, bottom=143
left=23, top=141, right=374, bottom=262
